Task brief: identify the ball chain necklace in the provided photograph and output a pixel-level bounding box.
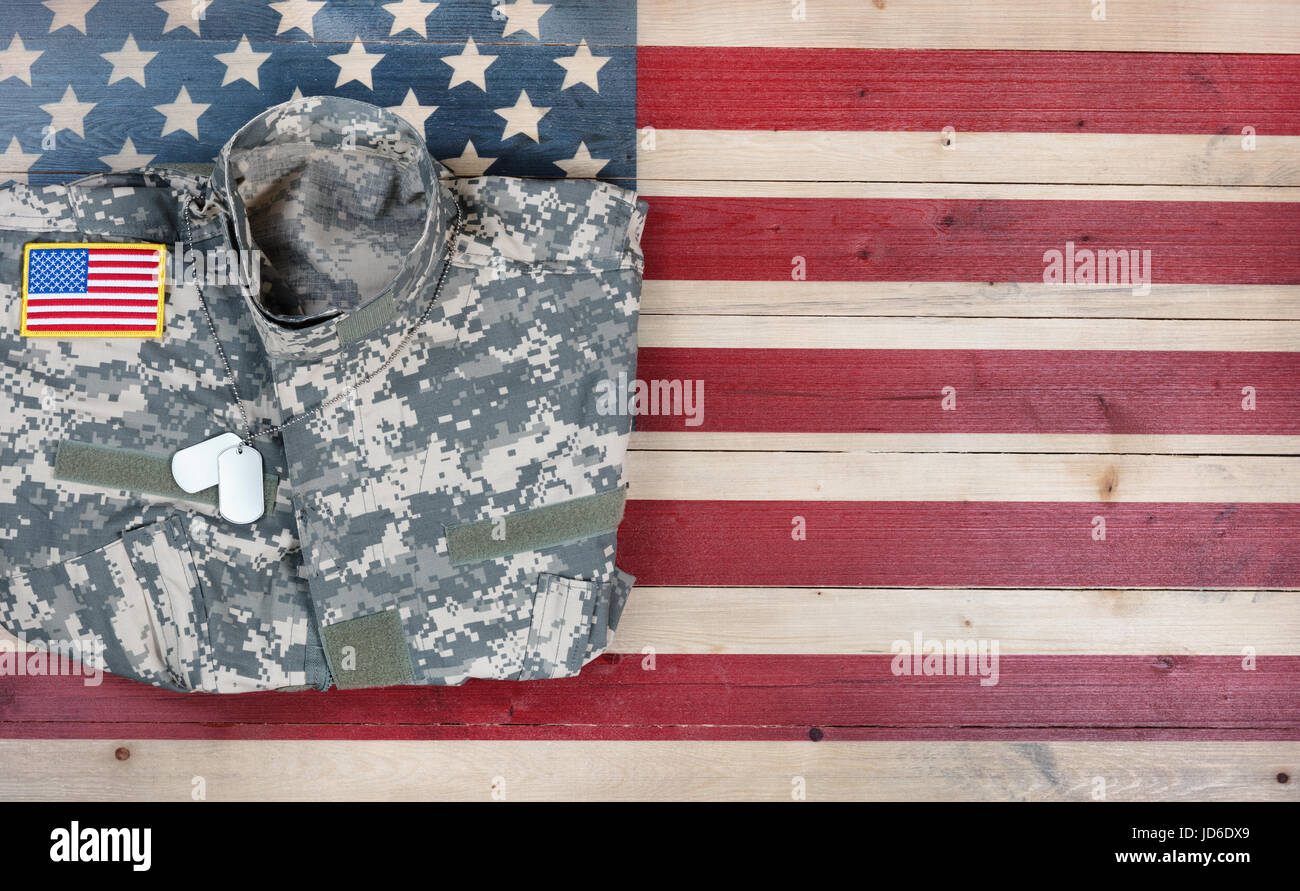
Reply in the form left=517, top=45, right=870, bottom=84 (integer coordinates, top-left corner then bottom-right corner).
left=171, top=199, right=463, bottom=525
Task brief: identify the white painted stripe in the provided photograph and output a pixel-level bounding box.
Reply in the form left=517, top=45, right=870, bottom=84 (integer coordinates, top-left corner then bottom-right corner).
left=636, top=130, right=1300, bottom=186
left=636, top=316, right=1300, bottom=351
left=624, top=451, right=1300, bottom=502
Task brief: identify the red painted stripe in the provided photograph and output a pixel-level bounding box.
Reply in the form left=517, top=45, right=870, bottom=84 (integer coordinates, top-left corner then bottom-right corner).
left=23, top=324, right=157, bottom=332
left=0, top=656, right=1294, bottom=740
left=24, top=311, right=158, bottom=319
left=24, top=298, right=160, bottom=306
left=632, top=348, right=1300, bottom=434
left=638, top=47, right=1300, bottom=134
left=616, top=501, right=1300, bottom=588
left=640, top=197, right=1300, bottom=283
left=85, top=286, right=160, bottom=294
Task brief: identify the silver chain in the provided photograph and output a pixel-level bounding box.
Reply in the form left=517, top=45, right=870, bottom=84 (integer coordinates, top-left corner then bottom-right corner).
left=182, top=199, right=463, bottom=447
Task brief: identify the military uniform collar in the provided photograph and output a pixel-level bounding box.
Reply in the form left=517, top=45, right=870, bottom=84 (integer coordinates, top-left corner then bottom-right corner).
left=211, top=96, right=458, bottom=361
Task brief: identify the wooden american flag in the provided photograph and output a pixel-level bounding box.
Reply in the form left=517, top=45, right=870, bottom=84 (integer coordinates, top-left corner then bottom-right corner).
left=0, top=0, right=1296, bottom=801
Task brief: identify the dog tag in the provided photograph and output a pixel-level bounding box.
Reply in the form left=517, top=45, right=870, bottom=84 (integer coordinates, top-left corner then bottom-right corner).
left=217, top=443, right=265, bottom=525
left=172, top=432, right=243, bottom=494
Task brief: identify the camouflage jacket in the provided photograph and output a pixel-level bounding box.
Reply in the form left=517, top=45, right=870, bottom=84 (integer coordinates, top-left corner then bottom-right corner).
left=0, top=96, right=644, bottom=693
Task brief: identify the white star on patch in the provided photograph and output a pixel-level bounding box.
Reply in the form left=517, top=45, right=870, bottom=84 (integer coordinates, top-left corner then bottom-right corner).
left=0, top=34, right=44, bottom=86
left=156, top=86, right=209, bottom=139
left=102, top=34, right=157, bottom=87
left=442, top=37, right=497, bottom=92
left=40, top=86, right=95, bottom=138
left=215, top=35, right=272, bottom=89
left=494, top=90, right=550, bottom=143
left=329, top=38, right=385, bottom=90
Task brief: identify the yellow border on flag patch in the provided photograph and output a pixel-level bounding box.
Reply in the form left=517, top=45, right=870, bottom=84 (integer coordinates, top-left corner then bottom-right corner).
left=21, top=242, right=166, bottom=338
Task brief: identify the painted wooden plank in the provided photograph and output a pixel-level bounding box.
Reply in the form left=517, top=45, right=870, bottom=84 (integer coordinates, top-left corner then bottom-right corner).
left=2, top=0, right=636, bottom=45
left=612, top=588, right=1300, bottom=656
left=631, top=348, right=1300, bottom=434
left=636, top=316, right=1300, bottom=351
left=629, top=432, right=1300, bottom=455
left=640, top=197, right=1300, bottom=283
left=640, top=181, right=1300, bottom=202
left=0, top=740, right=1294, bottom=801
left=640, top=281, right=1300, bottom=320
left=4, top=588, right=1293, bottom=658
left=616, top=500, right=1300, bottom=588
left=637, top=130, right=1300, bottom=185
left=638, top=0, right=1300, bottom=54
left=0, top=657, right=1296, bottom=740
left=638, top=48, right=1300, bottom=134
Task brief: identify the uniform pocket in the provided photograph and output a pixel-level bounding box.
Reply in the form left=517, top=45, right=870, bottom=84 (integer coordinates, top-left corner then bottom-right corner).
left=3, top=512, right=208, bottom=691
left=517, top=572, right=601, bottom=681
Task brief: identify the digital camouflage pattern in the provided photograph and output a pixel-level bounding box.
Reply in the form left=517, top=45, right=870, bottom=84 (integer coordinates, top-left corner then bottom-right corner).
left=0, top=96, right=645, bottom=692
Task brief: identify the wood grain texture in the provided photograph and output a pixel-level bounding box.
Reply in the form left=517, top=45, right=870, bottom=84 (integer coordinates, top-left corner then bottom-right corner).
left=640, top=281, right=1300, bottom=319
left=0, top=740, right=1294, bottom=801
left=638, top=48, right=1300, bottom=134
left=616, top=500, right=1300, bottom=588
left=637, top=130, right=1300, bottom=184
left=640, top=197, right=1300, bottom=282
left=1, top=657, right=1296, bottom=741
left=638, top=0, right=1300, bottom=53
left=636, top=316, right=1300, bottom=351
left=630, top=432, right=1300, bottom=455
left=632, top=348, right=1300, bottom=434
left=612, top=588, right=1300, bottom=655
left=622, top=452, right=1300, bottom=502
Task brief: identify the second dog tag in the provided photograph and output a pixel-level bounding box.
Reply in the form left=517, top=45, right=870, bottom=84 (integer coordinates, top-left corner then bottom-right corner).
left=217, top=443, right=265, bottom=525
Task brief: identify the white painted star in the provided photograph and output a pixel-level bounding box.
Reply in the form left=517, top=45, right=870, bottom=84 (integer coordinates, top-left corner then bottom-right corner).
left=442, top=140, right=496, bottom=177
left=554, top=39, right=609, bottom=92
left=328, top=38, right=384, bottom=90
left=102, top=34, right=156, bottom=87
left=0, top=35, right=43, bottom=86
left=494, top=90, right=550, bottom=142
left=43, top=0, right=97, bottom=34
left=215, top=35, right=272, bottom=88
left=553, top=142, right=610, bottom=178
left=383, top=0, right=438, bottom=37
left=387, top=88, right=436, bottom=132
left=156, top=86, right=209, bottom=138
left=269, top=0, right=325, bottom=37
left=499, top=0, right=550, bottom=38
left=0, top=137, right=40, bottom=183
left=289, top=86, right=305, bottom=101
left=40, top=86, right=95, bottom=138
left=441, top=36, right=496, bottom=91
left=100, top=137, right=154, bottom=170
left=156, top=0, right=210, bottom=35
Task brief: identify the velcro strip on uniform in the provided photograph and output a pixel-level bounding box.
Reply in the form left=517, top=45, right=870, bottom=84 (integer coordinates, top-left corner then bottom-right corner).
left=445, top=486, right=628, bottom=566
left=21, top=242, right=166, bottom=338
left=55, top=440, right=279, bottom=513
left=320, top=610, right=415, bottom=690
left=336, top=292, right=397, bottom=345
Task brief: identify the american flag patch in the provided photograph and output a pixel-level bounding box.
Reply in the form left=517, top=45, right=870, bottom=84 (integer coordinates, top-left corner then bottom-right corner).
left=21, top=243, right=166, bottom=338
